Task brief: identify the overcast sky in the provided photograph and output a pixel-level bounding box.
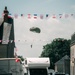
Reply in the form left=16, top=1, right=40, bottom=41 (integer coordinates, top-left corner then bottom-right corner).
left=0, top=0, right=75, bottom=57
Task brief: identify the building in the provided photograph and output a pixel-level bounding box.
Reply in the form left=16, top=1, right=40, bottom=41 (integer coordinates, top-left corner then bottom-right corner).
left=0, top=7, right=15, bottom=58
left=0, top=58, right=24, bottom=75
left=55, top=55, right=70, bottom=75
left=70, top=32, right=75, bottom=75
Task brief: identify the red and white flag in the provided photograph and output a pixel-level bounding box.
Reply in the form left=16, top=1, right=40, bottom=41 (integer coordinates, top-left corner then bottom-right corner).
left=28, top=14, right=31, bottom=19
left=34, top=14, right=37, bottom=19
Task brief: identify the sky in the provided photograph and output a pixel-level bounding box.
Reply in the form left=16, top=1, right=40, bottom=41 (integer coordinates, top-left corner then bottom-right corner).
left=0, top=0, right=75, bottom=58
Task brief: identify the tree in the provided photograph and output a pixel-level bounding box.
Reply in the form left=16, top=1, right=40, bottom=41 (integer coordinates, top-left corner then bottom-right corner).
left=18, top=55, right=24, bottom=61
left=40, top=38, right=71, bottom=69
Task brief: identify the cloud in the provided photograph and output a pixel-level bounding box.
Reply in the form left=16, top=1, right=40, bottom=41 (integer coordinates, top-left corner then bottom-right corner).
left=14, top=16, right=75, bottom=57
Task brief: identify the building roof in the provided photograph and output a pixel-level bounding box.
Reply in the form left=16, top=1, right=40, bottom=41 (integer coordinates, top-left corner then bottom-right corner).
left=55, top=55, right=69, bottom=65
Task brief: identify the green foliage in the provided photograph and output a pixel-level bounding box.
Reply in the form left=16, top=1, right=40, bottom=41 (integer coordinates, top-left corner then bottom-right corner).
left=40, top=38, right=71, bottom=69
left=18, top=55, right=24, bottom=61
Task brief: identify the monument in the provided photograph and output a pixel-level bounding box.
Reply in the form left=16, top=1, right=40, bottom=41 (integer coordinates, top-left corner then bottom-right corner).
left=0, top=6, right=15, bottom=58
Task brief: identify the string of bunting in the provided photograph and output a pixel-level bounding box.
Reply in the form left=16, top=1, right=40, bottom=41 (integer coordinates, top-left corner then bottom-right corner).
left=4, top=13, right=75, bottom=19
left=0, top=40, right=49, bottom=43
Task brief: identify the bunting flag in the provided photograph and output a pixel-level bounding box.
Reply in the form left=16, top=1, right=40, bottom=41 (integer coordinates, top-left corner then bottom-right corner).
left=59, top=14, right=62, bottom=18
left=0, top=39, right=50, bottom=43
left=46, top=14, right=49, bottom=18
left=28, top=14, right=31, bottom=19
left=34, top=14, right=37, bottom=19
left=1, top=13, right=75, bottom=19
left=52, top=14, right=56, bottom=18
left=40, top=14, right=43, bottom=19
left=21, top=14, right=24, bottom=17
left=65, top=14, right=69, bottom=18
left=14, top=14, right=18, bottom=18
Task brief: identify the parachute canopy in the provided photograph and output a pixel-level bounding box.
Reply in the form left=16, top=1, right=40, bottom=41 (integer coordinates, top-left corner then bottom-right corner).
left=30, top=27, right=41, bottom=33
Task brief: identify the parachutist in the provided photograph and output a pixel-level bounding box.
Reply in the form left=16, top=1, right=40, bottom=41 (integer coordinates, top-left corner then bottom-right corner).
left=31, top=44, right=32, bottom=48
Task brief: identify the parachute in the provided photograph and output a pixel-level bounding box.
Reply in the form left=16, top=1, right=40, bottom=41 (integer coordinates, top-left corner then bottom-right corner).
left=30, top=27, right=41, bottom=33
